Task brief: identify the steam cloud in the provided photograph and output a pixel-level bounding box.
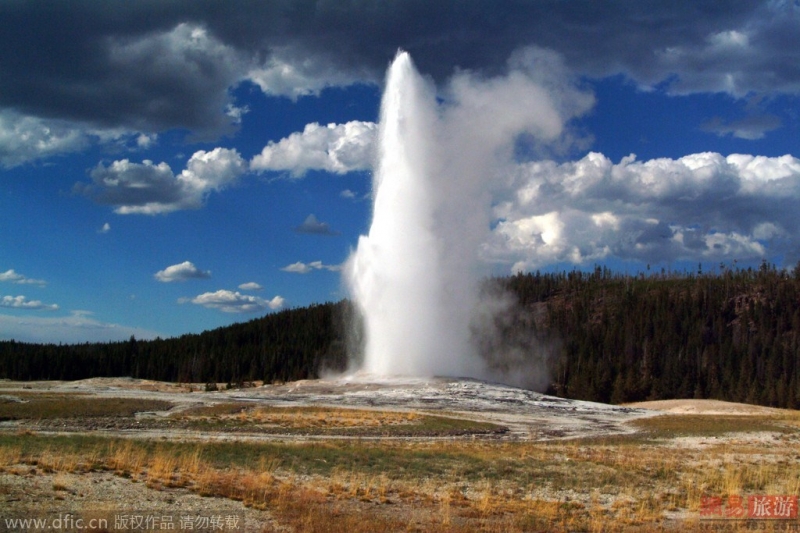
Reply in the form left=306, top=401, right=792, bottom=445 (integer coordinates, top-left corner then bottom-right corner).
left=345, top=51, right=591, bottom=385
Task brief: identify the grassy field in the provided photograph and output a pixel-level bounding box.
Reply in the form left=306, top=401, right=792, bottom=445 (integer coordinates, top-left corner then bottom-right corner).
left=2, top=406, right=800, bottom=532
left=171, top=403, right=508, bottom=437
left=0, top=394, right=172, bottom=420
left=0, top=394, right=507, bottom=437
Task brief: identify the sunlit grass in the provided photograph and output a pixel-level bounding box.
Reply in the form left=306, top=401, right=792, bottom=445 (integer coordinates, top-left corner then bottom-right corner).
left=4, top=430, right=799, bottom=531
left=172, top=403, right=507, bottom=437
left=2, top=404, right=799, bottom=531
left=630, top=414, right=796, bottom=437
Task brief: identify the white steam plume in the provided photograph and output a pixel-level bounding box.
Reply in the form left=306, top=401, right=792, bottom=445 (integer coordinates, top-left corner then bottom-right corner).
left=345, top=49, right=592, bottom=383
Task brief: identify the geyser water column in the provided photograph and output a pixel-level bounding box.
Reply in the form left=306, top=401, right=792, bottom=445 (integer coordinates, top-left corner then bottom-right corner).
left=346, top=51, right=481, bottom=378
left=346, top=48, right=586, bottom=382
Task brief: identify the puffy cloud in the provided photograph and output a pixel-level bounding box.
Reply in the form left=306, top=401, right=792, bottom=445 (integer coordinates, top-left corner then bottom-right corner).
left=98, top=222, right=111, bottom=234
left=136, top=133, right=157, bottom=149
left=281, top=262, right=313, bottom=274
left=77, top=147, right=246, bottom=214
left=293, top=214, right=339, bottom=236
left=224, top=104, right=249, bottom=125
left=247, top=49, right=364, bottom=99
left=0, top=270, right=47, bottom=287
left=180, top=148, right=248, bottom=191
left=487, top=152, right=800, bottom=271
left=83, top=159, right=180, bottom=208
left=238, top=282, right=263, bottom=291
left=1, top=295, right=58, bottom=311
left=183, top=290, right=284, bottom=313
left=2, top=3, right=799, bottom=165
left=154, top=261, right=211, bottom=282
left=251, top=121, right=376, bottom=177
left=281, top=261, right=341, bottom=274
left=0, top=111, right=89, bottom=167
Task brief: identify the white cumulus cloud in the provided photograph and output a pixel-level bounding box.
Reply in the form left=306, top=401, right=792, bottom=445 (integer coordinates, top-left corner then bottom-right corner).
left=487, top=151, right=800, bottom=271
left=281, top=261, right=341, bottom=274
left=0, top=111, right=89, bottom=167
left=0, top=270, right=47, bottom=287
left=247, top=48, right=363, bottom=100
left=1, top=295, right=58, bottom=311
left=183, top=290, right=284, bottom=313
left=251, top=121, right=376, bottom=177
left=78, top=147, right=246, bottom=215
left=238, top=282, right=263, bottom=291
left=154, top=261, right=211, bottom=282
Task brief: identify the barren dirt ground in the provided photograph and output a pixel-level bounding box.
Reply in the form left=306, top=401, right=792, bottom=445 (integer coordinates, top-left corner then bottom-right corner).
left=1, top=377, right=798, bottom=532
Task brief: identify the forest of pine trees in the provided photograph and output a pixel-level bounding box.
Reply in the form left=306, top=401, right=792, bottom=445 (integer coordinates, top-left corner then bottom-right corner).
left=0, top=302, right=352, bottom=386
left=2, top=265, right=799, bottom=408
left=501, top=263, right=800, bottom=408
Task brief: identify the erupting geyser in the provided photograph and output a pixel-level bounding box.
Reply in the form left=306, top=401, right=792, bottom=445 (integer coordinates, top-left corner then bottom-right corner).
left=346, top=49, right=586, bottom=384
left=345, top=52, right=483, bottom=378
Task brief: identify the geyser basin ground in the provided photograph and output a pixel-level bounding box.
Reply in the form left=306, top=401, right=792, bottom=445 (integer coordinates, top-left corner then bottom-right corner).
left=2, top=378, right=800, bottom=531
left=1, top=376, right=652, bottom=441
left=228, top=376, right=653, bottom=440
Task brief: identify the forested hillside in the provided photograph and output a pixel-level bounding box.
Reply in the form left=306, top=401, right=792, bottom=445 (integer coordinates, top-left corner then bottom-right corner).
left=2, top=264, right=799, bottom=408
left=502, top=264, right=800, bottom=408
left=0, top=302, right=352, bottom=385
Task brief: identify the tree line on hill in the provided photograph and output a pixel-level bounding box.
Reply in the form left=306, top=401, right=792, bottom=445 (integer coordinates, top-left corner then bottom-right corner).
left=501, top=263, right=800, bottom=408
left=0, top=302, right=352, bottom=386
left=1, top=263, right=799, bottom=408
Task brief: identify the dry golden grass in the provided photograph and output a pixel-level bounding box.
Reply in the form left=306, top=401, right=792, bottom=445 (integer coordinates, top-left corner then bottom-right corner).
left=170, top=403, right=503, bottom=437
left=0, top=444, right=22, bottom=471
left=179, top=403, right=422, bottom=429
left=248, top=406, right=421, bottom=428
left=51, top=472, right=74, bottom=493
left=0, top=411, right=798, bottom=532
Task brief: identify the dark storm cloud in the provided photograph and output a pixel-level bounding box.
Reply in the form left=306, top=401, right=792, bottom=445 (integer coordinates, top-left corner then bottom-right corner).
left=1, top=1, right=798, bottom=137
left=0, top=1, right=243, bottom=136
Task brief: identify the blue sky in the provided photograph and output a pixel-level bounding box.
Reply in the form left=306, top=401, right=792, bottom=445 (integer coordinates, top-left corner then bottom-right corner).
left=1, top=1, right=799, bottom=343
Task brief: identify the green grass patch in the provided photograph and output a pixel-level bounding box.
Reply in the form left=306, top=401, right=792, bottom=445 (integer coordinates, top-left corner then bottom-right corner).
left=398, top=415, right=504, bottom=436
left=0, top=433, right=487, bottom=480
left=178, top=402, right=249, bottom=417
left=0, top=396, right=173, bottom=420
left=630, top=414, right=796, bottom=437
left=2, top=396, right=506, bottom=437
left=174, top=414, right=504, bottom=437
left=0, top=433, right=579, bottom=487
left=0, top=432, right=118, bottom=458
left=0, top=431, right=694, bottom=500
left=172, top=403, right=507, bottom=437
